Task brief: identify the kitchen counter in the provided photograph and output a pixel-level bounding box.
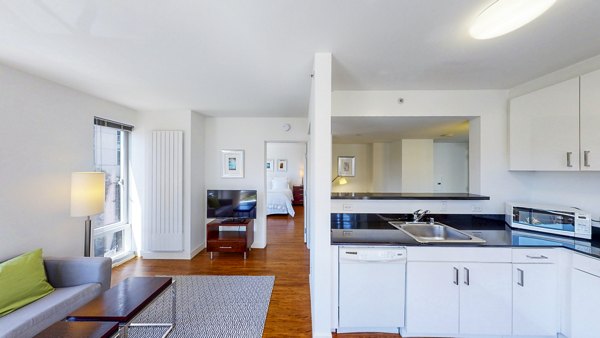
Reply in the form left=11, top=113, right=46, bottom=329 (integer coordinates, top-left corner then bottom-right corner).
left=331, top=192, right=490, bottom=200
left=331, top=213, right=600, bottom=259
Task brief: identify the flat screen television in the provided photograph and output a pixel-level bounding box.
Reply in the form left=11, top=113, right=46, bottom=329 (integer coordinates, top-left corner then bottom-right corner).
left=207, top=189, right=257, bottom=221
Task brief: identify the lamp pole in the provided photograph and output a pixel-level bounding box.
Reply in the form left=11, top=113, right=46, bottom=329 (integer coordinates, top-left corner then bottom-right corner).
left=84, top=216, right=92, bottom=257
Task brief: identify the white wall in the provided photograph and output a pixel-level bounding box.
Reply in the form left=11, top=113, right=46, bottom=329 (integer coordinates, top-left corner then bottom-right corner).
left=266, top=142, right=305, bottom=187
left=333, top=140, right=469, bottom=193
left=204, top=117, right=308, bottom=248
left=132, top=109, right=201, bottom=259
left=190, top=112, right=206, bottom=254
left=0, top=63, right=138, bottom=259
left=434, top=142, right=469, bottom=193
left=401, top=139, right=434, bottom=192
left=371, top=143, right=389, bottom=191
left=331, top=90, right=531, bottom=214
left=388, top=141, right=403, bottom=191
left=331, top=144, right=372, bottom=192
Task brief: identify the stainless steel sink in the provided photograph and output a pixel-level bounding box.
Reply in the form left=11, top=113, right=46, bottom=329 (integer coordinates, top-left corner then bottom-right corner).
left=388, top=221, right=486, bottom=244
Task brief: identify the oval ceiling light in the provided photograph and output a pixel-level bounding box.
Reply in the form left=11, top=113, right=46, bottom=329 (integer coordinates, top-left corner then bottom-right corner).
left=469, top=0, right=556, bottom=40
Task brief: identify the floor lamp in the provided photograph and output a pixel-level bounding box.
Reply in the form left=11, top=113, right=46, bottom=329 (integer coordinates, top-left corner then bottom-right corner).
left=71, top=172, right=105, bottom=257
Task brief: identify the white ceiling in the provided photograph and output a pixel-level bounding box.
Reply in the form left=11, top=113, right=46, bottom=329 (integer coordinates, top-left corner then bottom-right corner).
left=1, top=1, right=600, bottom=117
left=332, top=116, right=470, bottom=144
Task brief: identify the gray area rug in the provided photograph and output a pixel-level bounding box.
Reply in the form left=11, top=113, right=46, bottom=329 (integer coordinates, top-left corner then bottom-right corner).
left=129, top=275, right=275, bottom=338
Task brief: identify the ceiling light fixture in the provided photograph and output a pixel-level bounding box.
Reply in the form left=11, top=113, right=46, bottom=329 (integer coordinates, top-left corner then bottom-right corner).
left=469, top=0, right=556, bottom=40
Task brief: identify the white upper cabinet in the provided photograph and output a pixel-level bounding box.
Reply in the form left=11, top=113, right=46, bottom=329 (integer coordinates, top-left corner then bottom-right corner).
left=580, top=69, right=600, bottom=171
left=509, top=78, right=580, bottom=171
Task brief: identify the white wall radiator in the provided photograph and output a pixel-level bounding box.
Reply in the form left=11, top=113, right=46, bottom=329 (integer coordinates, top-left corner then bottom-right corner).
left=148, top=130, right=184, bottom=251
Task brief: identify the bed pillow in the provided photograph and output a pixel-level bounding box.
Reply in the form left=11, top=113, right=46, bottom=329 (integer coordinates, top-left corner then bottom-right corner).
left=0, top=248, right=55, bottom=317
left=272, top=177, right=288, bottom=190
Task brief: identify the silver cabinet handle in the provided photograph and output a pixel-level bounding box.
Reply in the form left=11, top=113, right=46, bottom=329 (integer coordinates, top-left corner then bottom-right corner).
left=584, top=150, right=591, bottom=167
left=567, top=152, right=573, bottom=167
left=453, top=267, right=459, bottom=285
left=517, top=268, right=524, bottom=287
left=526, top=255, right=548, bottom=259
left=464, top=267, right=470, bottom=286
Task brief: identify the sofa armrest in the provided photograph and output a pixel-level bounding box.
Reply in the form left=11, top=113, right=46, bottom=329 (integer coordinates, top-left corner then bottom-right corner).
left=43, top=257, right=112, bottom=292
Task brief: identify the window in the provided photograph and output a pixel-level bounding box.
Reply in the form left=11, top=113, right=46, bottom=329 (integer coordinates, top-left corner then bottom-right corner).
left=93, top=117, right=134, bottom=262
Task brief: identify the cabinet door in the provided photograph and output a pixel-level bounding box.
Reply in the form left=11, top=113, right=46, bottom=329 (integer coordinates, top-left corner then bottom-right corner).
left=580, top=69, right=600, bottom=171
left=459, top=263, right=512, bottom=335
left=509, top=78, right=580, bottom=171
left=405, top=262, right=459, bottom=335
left=513, top=264, right=558, bottom=336
left=571, top=268, right=600, bottom=338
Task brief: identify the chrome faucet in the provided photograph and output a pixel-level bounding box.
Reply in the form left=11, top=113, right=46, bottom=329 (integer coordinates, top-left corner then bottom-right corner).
left=413, top=209, right=430, bottom=222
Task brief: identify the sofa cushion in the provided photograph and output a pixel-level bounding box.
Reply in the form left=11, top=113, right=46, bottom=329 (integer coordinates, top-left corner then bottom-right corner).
left=0, top=283, right=101, bottom=338
left=0, top=249, right=54, bottom=317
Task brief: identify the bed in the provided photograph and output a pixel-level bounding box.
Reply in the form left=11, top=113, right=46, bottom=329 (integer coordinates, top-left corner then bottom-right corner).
left=266, top=177, right=296, bottom=216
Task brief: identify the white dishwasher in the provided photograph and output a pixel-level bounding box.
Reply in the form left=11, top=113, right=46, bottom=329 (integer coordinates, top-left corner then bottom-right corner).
left=338, top=246, right=407, bottom=333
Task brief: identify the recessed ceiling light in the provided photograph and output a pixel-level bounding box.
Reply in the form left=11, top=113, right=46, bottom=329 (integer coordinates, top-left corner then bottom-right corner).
left=469, top=0, right=556, bottom=40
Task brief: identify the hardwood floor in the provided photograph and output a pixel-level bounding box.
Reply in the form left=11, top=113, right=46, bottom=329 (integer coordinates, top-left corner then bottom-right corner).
left=112, top=206, right=403, bottom=337
left=112, top=207, right=311, bottom=337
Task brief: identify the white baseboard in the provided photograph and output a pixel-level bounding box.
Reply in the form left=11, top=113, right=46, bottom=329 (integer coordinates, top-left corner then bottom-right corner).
left=140, top=250, right=191, bottom=260
left=191, top=244, right=205, bottom=258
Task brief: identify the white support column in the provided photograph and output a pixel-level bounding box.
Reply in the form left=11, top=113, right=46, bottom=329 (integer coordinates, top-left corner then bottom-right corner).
left=308, top=52, right=333, bottom=338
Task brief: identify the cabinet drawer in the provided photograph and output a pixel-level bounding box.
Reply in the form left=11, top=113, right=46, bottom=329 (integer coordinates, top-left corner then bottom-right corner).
left=207, top=240, right=247, bottom=252
left=512, top=248, right=558, bottom=263
left=407, top=247, right=511, bottom=262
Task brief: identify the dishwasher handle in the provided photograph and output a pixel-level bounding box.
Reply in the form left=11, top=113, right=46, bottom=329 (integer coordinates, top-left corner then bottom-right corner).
left=340, top=249, right=406, bottom=263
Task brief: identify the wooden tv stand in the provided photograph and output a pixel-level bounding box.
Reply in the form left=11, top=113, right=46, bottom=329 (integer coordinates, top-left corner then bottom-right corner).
left=207, top=218, right=254, bottom=259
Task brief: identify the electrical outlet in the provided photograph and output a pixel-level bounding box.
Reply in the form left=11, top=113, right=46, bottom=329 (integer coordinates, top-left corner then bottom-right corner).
left=441, top=200, right=448, bottom=212
left=472, top=205, right=483, bottom=212
left=343, top=204, right=353, bottom=211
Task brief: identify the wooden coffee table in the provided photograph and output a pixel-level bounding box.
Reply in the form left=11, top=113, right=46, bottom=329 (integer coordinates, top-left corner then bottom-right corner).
left=34, top=321, right=119, bottom=338
left=68, top=277, right=175, bottom=338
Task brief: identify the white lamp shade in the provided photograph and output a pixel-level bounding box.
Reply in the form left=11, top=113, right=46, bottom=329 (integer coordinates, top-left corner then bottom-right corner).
left=71, top=172, right=105, bottom=217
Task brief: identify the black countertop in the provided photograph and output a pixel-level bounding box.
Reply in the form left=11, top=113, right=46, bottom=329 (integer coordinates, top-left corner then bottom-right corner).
left=331, top=213, right=600, bottom=259
left=331, top=193, right=490, bottom=200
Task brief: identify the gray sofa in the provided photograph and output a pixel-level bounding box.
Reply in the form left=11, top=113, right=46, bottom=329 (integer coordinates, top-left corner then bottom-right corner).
left=0, top=256, right=111, bottom=338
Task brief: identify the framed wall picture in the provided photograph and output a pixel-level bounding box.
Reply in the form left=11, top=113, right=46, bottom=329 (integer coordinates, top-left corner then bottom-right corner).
left=221, top=150, right=244, bottom=178
left=338, top=156, right=356, bottom=177
left=277, top=159, right=287, bottom=172
left=266, top=159, right=274, bottom=172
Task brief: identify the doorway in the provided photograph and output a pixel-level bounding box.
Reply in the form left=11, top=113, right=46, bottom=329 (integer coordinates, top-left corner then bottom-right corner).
left=264, top=141, right=308, bottom=245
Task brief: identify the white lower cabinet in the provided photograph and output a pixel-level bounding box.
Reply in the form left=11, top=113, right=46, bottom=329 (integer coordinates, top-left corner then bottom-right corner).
left=571, top=253, right=600, bottom=338
left=405, top=260, right=512, bottom=336
left=459, top=263, right=512, bottom=335
left=405, top=262, right=460, bottom=335
left=512, top=249, right=559, bottom=337
left=512, top=263, right=558, bottom=336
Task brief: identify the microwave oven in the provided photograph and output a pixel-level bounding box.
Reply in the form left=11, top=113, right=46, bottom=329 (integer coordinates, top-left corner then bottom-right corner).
left=505, top=202, right=592, bottom=239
